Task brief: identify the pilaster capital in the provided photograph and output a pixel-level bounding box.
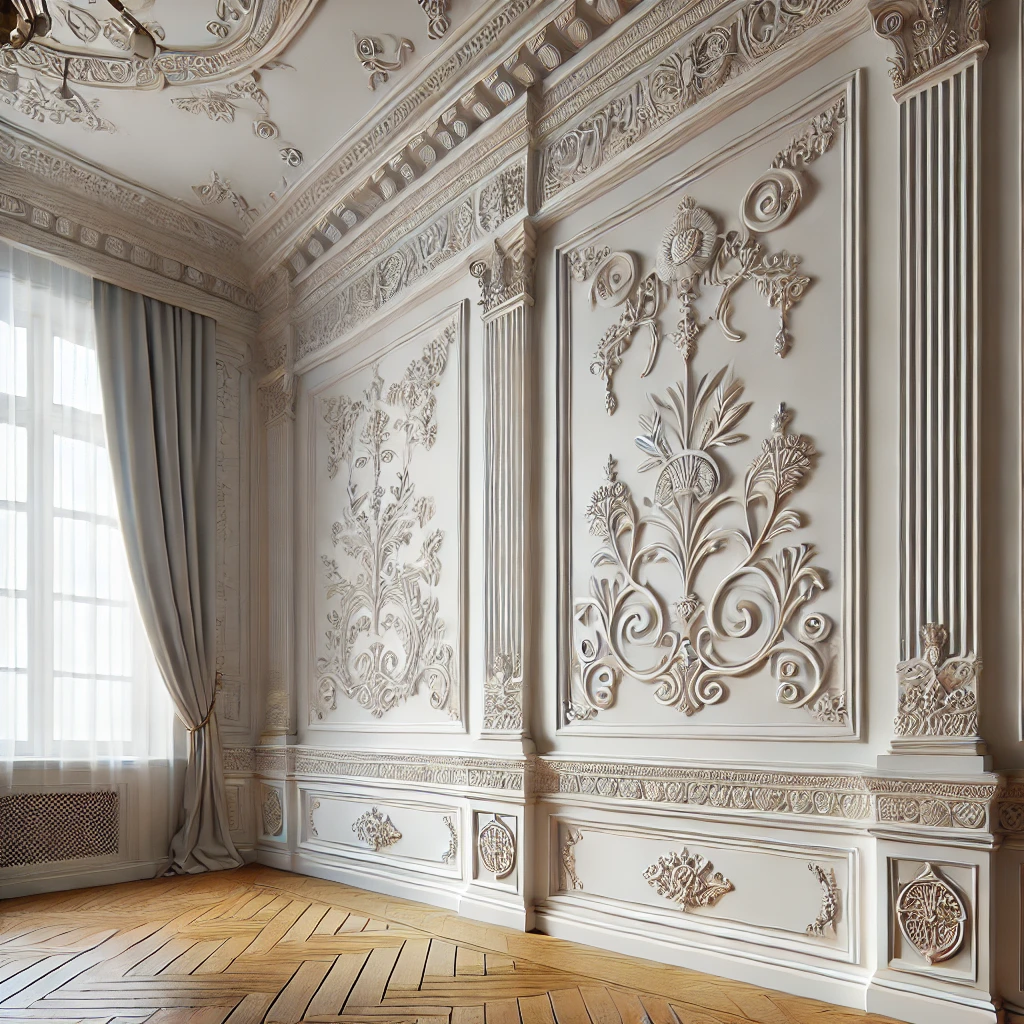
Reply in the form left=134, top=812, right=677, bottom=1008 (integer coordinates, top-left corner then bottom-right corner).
left=869, top=0, right=986, bottom=95
left=470, top=220, right=536, bottom=318
left=257, top=371, right=296, bottom=427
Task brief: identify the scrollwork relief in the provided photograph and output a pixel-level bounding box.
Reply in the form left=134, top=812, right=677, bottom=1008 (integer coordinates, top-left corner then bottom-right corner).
left=441, top=815, right=458, bottom=864
left=895, top=862, right=967, bottom=965
left=895, top=623, right=979, bottom=739
left=308, top=798, right=320, bottom=838
left=471, top=233, right=535, bottom=315
left=313, top=323, right=459, bottom=721
left=560, top=827, right=583, bottom=891
left=478, top=815, right=516, bottom=879
left=261, top=786, right=283, bottom=837
left=806, top=863, right=839, bottom=936
left=591, top=190, right=812, bottom=414
left=356, top=35, right=414, bottom=91
left=0, top=58, right=116, bottom=132
left=353, top=807, right=402, bottom=851
left=568, top=244, right=610, bottom=283
left=572, top=377, right=831, bottom=718
left=540, top=0, right=853, bottom=202
left=644, top=848, right=734, bottom=910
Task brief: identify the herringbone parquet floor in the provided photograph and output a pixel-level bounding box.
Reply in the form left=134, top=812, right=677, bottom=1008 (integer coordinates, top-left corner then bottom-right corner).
left=0, top=865, right=900, bottom=1024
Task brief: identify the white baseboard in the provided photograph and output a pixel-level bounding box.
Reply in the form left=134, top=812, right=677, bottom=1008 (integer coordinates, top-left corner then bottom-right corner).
left=0, top=858, right=166, bottom=900
left=535, top=905, right=867, bottom=1011
left=255, top=847, right=531, bottom=930
left=867, top=977, right=1002, bottom=1024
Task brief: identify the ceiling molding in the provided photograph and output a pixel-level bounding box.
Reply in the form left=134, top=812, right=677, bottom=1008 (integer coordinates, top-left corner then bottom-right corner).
left=256, top=0, right=650, bottom=283
left=11, top=0, right=322, bottom=92
left=0, top=174, right=256, bottom=333
left=0, top=119, right=246, bottom=267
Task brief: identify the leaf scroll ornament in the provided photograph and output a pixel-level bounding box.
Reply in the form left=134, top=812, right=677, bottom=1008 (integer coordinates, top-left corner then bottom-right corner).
left=314, top=325, right=459, bottom=720
left=572, top=363, right=832, bottom=718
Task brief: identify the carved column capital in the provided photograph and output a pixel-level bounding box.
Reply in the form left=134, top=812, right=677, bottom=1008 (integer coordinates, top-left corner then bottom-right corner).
left=257, top=371, right=295, bottom=428
left=470, top=221, right=536, bottom=317
left=869, top=0, right=986, bottom=94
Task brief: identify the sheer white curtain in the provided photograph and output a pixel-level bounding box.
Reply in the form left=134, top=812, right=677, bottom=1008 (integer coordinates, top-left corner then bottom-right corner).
left=0, top=243, right=174, bottom=789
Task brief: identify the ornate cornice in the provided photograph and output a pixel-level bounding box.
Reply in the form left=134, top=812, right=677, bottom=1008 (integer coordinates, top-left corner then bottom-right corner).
left=253, top=0, right=644, bottom=282
left=869, top=0, right=985, bottom=93
left=0, top=123, right=241, bottom=261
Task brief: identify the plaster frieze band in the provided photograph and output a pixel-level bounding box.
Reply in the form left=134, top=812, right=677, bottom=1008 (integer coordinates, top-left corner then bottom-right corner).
left=869, top=2, right=986, bottom=755
left=474, top=222, right=536, bottom=734
left=537, top=0, right=855, bottom=205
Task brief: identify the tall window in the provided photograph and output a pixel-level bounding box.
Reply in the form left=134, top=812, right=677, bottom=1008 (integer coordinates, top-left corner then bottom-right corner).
left=0, top=250, right=169, bottom=760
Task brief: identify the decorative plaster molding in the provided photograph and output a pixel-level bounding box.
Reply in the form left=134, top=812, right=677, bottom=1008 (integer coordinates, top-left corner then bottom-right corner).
left=484, top=652, right=524, bottom=732
left=0, top=61, right=116, bottom=132
left=258, top=371, right=296, bottom=427
left=264, top=0, right=644, bottom=280
left=0, top=124, right=241, bottom=258
left=865, top=776, right=994, bottom=831
left=537, top=760, right=873, bottom=822
left=441, top=815, right=458, bottom=864
left=280, top=747, right=530, bottom=793
left=806, top=863, right=839, bottom=936
left=539, top=0, right=854, bottom=203
left=560, top=827, right=583, bottom=892
left=568, top=244, right=610, bottom=283
left=308, top=798, right=320, bottom=838
left=288, top=147, right=527, bottom=369
left=471, top=226, right=535, bottom=315
left=895, top=623, right=980, bottom=740
left=895, top=863, right=967, bottom=964
left=312, top=321, right=460, bottom=721
left=261, top=786, right=284, bottom=837
left=353, top=807, right=402, bottom=851
left=247, top=0, right=541, bottom=261
left=574, top=385, right=830, bottom=717
left=11, top=0, right=321, bottom=91
left=357, top=35, right=414, bottom=91
left=478, top=815, right=516, bottom=878
left=417, top=0, right=452, bottom=39
left=239, top=748, right=1001, bottom=833
left=644, top=848, right=734, bottom=910
left=869, top=0, right=984, bottom=92
left=223, top=746, right=257, bottom=773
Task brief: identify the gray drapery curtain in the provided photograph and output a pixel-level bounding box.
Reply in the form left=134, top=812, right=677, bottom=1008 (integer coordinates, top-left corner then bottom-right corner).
left=93, top=281, right=242, bottom=873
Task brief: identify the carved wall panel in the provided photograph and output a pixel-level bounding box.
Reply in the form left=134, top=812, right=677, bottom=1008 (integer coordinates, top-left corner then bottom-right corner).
left=307, top=305, right=467, bottom=731
left=887, top=858, right=976, bottom=983
left=543, top=817, right=852, bottom=961
left=300, top=790, right=462, bottom=876
left=557, top=81, right=859, bottom=739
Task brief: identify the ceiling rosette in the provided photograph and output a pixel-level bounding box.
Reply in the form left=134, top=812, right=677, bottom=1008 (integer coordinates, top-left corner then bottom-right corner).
left=7, top=0, right=321, bottom=90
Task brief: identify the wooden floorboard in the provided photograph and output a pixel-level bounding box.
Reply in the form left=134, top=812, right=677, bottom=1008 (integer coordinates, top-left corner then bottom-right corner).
left=0, top=866, right=900, bottom=1024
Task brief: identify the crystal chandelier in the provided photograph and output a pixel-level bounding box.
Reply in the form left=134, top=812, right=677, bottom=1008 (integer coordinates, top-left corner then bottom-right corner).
left=1, top=0, right=158, bottom=58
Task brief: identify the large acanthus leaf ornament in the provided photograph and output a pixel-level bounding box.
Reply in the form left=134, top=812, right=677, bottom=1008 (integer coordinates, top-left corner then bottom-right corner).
left=313, top=325, right=459, bottom=721
left=572, top=362, right=835, bottom=718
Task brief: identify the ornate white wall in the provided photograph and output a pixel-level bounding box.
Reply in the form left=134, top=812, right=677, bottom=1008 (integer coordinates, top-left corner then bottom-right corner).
left=3, top=0, right=1024, bottom=1021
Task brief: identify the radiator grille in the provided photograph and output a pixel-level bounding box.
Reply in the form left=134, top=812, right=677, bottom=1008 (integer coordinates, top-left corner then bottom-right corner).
left=0, top=790, right=119, bottom=868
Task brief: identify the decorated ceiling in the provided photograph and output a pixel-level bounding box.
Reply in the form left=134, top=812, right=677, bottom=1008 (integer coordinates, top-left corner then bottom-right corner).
left=0, top=0, right=477, bottom=231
